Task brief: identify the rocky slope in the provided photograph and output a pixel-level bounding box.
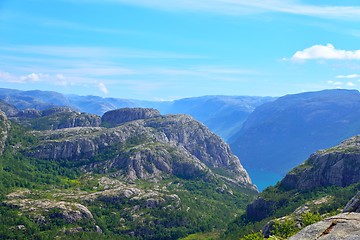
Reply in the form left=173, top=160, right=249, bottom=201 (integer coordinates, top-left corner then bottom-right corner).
left=0, top=110, right=9, bottom=155
left=0, top=106, right=258, bottom=239
left=226, top=135, right=360, bottom=239
left=101, top=107, right=161, bottom=127
left=289, top=192, right=360, bottom=240
left=26, top=109, right=254, bottom=189
left=229, top=89, right=360, bottom=188
left=3, top=106, right=101, bottom=130
left=280, top=135, right=360, bottom=191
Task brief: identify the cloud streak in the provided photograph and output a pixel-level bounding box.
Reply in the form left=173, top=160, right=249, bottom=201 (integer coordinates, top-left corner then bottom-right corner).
left=291, top=44, right=360, bottom=61
left=336, top=74, right=360, bottom=79
left=83, top=0, right=360, bottom=20
left=0, top=45, right=204, bottom=60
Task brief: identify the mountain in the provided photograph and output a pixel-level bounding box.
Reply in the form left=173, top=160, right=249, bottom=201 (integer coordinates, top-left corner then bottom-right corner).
left=0, top=106, right=257, bottom=239
left=158, top=96, right=274, bottom=140
left=280, top=135, right=360, bottom=191
left=0, top=88, right=274, bottom=141
left=229, top=89, right=360, bottom=189
left=225, top=135, right=360, bottom=239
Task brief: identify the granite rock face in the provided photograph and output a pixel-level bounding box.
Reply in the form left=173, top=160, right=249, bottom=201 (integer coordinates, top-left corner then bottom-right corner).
left=26, top=111, right=256, bottom=190
left=101, top=108, right=161, bottom=127
left=0, top=110, right=9, bottom=155
left=288, top=212, right=360, bottom=240
left=11, top=107, right=101, bottom=130
left=343, top=191, right=360, bottom=213
left=280, top=136, right=360, bottom=191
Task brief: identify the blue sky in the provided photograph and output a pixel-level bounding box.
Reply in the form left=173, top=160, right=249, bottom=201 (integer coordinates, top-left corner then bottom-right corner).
left=2, top=0, right=360, bottom=100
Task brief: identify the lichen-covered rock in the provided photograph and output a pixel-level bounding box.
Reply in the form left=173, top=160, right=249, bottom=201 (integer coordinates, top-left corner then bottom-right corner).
left=288, top=213, right=360, bottom=240
left=101, top=108, right=160, bottom=127
left=280, top=136, right=360, bottom=191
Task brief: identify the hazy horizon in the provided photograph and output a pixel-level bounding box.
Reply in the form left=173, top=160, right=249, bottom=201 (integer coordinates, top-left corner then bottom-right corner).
left=2, top=1, right=360, bottom=100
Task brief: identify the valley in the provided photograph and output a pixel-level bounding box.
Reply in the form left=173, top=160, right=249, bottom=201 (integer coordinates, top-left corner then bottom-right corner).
left=1, top=88, right=360, bottom=239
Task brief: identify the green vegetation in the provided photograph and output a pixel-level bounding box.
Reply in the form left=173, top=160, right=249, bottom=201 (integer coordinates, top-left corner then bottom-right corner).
left=0, top=122, right=256, bottom=239
left=225, top=181, right=360, bottom=239
left=270, top=218, right=298, bottom=239
left=240, top=231, right=264, bottom=240
left=301, top=212, right=322, bottom=227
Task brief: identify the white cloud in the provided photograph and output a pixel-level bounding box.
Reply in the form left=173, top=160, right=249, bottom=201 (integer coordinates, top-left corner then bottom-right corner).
left=97, top=82, right=109, bottom=94
left=336, top=74, right=360, bottom=79
left=347, top=81, right=355, bottom=86
left=291, top=44, right=360, bottom=61
left=0, top=71, right=47, bottom=83
left=20, top=73, right=44, bottom=82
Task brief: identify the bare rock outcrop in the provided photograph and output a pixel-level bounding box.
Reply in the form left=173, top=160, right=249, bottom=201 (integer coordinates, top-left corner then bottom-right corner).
left=11, top=107, right=101, bottom=130
left=101, top=108, right=161, bottom=127
left=343, top=191, right=360, bottom=213
left=26, top=112, right=256, bottom=190
left=0, top=110, right=9, bottom=155
left=5, top=198, right=94, bottom=224
left=280, top=136, right=360, bottom=191
left=288, top=213, right=360, bottom=240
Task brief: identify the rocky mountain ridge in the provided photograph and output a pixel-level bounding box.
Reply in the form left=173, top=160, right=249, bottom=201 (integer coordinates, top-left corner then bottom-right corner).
left=226, top=134, right=360, bottom=239
left=0, top=88, right=274, bottom=140
left=0, top=105, right=258, bottom=239
left=280, top=135, right=360, bottom=191
left=25, top=110, right=255, bottom=189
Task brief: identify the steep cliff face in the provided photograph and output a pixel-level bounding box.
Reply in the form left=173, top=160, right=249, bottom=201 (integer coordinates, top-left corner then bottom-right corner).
left=0, top=110, right=9, bottom=155
left=101, top=108, right=161, bottom=127
left=280, top=136, right=360, bottom=191
left=230, top=89, right=360, bottom=188
left=344, top=191, right=360, bottom=213
left=226, top=135, right=360, bottom=239
left=26, top=111, right=255, bottom=190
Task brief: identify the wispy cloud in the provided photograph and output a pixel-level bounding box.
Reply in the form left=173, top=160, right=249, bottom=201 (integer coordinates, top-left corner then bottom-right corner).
left=0, top=45, right=204, bottom=60
left=328, top=80, right=356, bottom=87
left=336, top=74, right=360, bottom=79
left=97, top=82, right=109, bottom=94
left=80, top=0, right=360, bottom=20
left=291, top=44, right=360, bottom=61
left=0, top=44, right=256, bottom=96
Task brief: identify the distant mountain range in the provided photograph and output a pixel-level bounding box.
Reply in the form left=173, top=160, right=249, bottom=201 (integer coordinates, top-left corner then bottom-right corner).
left=4, top=88, right=360, bottom=191
left=229, top=89, right=360, bottom=189
left=0, top=88, right=273, bottom=141
left=3, top=87, right=360, bottom=239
